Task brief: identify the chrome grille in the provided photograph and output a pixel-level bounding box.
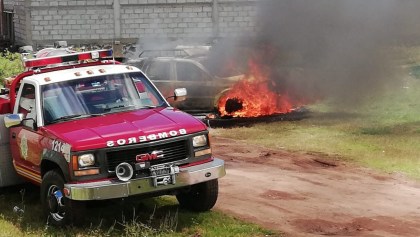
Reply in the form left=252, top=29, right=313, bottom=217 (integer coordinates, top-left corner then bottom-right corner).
left=106, top=140, right=188, bottom=172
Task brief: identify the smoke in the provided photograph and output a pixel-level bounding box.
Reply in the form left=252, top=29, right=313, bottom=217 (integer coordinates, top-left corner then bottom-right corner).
left=229, top=0, right=420, bottom=108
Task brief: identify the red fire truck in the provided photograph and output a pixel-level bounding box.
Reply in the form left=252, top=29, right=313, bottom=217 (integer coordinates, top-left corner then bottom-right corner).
left=0, top=49, right=225, bottom=226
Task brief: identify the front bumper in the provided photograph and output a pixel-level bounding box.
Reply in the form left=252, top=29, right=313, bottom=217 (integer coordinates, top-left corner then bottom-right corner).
left=64, top=158, right=225, bottom=201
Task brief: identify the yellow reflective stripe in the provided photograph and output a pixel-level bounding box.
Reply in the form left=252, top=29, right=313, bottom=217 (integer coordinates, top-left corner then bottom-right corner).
left=14, top=165, right=42, bottom=183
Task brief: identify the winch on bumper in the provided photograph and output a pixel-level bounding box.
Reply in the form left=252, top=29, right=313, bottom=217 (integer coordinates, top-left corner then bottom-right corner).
left=64, top=158, right=225, bottom=201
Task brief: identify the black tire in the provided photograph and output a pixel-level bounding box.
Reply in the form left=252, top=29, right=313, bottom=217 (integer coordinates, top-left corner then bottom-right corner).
left=176, top=179, right=219, bottom=212
left=41, top=169, right=85, bottom=226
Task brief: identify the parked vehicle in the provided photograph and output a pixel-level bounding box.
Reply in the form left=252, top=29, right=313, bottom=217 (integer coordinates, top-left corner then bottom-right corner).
left=0, top=49, right=225, bottom=226
left=126, top=48, right=243, bottom=114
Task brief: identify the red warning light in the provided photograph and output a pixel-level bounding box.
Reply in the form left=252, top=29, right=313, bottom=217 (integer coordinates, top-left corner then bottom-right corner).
left=24, top=49, right=113, bottom=68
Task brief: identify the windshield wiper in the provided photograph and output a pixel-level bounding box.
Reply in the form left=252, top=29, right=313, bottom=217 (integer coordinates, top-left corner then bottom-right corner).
left=102, top=101, right=168, bottom=112
left=142, top=101, right=168, bottom=109
left=103, top=104, right=129, bottom=112
left=142, top=105, right=158, bottom=109
left=49, top=114, right=102, bottom=124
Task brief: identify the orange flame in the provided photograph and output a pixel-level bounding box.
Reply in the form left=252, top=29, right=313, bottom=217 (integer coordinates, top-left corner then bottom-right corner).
left=218, top=59, right=294, bottom=118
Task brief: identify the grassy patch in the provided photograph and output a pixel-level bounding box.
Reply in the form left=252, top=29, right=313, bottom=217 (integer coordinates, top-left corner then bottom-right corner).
left=0, top=184, right=277, bottom=237
left=213, top=72, right=420, bottom=179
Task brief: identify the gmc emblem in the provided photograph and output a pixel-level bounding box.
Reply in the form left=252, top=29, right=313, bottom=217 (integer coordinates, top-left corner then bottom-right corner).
left=136, top=150, right=164, bottom=162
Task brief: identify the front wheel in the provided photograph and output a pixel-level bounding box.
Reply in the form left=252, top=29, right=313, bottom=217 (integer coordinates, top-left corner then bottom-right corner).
left=41, top=170, right=85, bottom=226
left=176, top=179, right=219, bottom=212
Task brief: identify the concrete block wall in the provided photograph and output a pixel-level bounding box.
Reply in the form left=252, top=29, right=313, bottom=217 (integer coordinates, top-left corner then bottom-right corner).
left=120, top=0, right=215, bottom=41
left=5, top=0, right=257, bottom=46
left=29, top=0, right=115, bottom=44
left=219, top=0, right=257, bottom=37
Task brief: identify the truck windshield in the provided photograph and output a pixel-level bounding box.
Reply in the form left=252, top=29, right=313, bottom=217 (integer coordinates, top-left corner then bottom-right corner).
left=42, top=72, right=166, bottom=124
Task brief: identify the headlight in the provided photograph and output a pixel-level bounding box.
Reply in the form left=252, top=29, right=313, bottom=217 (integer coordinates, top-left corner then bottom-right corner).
left=193, top=135, right=207, bottom=147
left=78, top=154, right=95, bottom=167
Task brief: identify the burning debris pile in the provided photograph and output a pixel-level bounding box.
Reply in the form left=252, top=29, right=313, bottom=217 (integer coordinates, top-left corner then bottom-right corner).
left=217, top=58, right=295, bottom=118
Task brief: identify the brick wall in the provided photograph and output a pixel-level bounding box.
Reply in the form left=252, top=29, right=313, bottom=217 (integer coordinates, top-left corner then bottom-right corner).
left=6, top=0, right=257, bottom=46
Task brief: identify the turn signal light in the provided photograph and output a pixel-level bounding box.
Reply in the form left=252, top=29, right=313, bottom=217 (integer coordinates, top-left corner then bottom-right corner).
left=74, top=169, right=100, bottom=176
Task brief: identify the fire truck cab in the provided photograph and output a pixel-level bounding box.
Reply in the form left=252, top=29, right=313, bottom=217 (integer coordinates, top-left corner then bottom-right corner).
left=0, top=49, right=225, bottom=226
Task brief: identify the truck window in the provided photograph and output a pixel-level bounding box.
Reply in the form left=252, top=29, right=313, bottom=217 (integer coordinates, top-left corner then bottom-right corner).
left=131, top=73, right=163, bottom=105
left=18, top=83, right=37, bottom=127
left=42, top=72, right=165, bottom=124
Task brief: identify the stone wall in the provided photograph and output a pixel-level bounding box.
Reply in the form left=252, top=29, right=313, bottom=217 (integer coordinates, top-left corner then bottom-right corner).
left=5, top=0, right=257, bottom=46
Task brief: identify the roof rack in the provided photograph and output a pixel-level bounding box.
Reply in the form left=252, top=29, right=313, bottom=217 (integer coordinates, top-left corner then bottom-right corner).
left=23, top=49, right=113, bottom=69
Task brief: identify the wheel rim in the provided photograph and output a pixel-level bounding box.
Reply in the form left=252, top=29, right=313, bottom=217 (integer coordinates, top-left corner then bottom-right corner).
left=47, top=185, right=65, bottom=221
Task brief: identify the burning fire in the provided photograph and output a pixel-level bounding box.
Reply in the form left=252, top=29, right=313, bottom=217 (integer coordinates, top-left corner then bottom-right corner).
left=218, top=59, right=295, bottom=118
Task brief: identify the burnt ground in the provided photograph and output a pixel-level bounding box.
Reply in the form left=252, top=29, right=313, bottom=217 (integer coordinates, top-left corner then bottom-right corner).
left=199, top=108, right=310, bottom=128
left=212, top=137, right=420, bottom=237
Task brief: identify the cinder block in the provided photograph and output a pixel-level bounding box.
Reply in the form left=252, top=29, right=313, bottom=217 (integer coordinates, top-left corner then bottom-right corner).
left=191, top=7, right=203, bottom=12
left=33, top=25, right=43, bottom=31
left=52, top=34, right=63, bottom=40
left=76, top=1, right=87, bottom=6
left=154, top=7, right=164, bottom=13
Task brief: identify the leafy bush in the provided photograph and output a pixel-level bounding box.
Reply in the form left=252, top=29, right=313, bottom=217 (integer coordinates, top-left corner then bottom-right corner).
left=0, top=51, right=24, bottom=86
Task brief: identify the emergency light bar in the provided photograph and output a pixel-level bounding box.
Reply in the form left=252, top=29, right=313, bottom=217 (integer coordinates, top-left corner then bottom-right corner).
left=24, top=49, right=113, bottom=68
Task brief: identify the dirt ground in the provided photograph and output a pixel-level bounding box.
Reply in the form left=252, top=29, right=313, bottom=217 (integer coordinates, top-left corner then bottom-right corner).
left=212, top=136, right=420, bottom=237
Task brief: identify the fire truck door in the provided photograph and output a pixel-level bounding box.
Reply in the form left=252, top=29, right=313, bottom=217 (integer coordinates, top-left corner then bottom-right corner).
left=9, top=83, right=42, bottom=182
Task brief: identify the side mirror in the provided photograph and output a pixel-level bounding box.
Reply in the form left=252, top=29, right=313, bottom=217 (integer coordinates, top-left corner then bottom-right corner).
left=4, top=114, right=23, bottom=128
left=173, top=88, right=187, bottom=102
